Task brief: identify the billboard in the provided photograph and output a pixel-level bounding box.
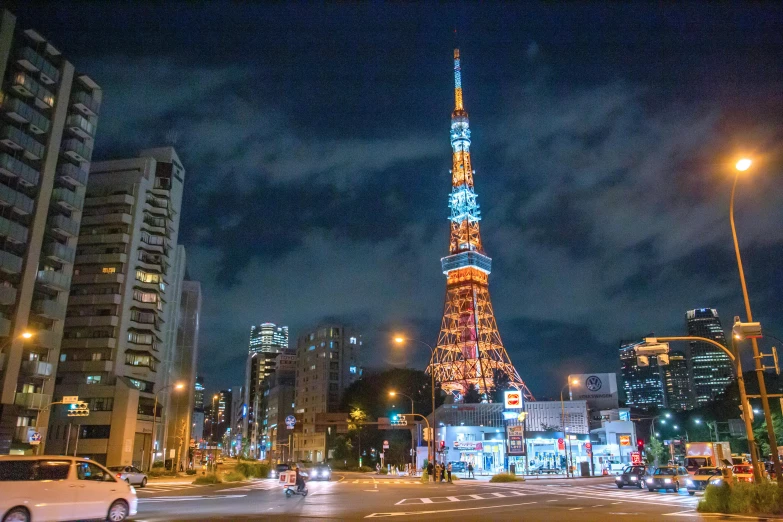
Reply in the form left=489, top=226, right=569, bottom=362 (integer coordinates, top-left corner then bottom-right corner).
left=569, top=373, right=619, bottom=410
left=507, top=425, right=525, bottom=456
left=504, top=390, right=524, bottom=409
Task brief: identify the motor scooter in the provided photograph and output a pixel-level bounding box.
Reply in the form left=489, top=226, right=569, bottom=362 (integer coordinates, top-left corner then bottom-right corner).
left=280, top=471, right=308, bottom=497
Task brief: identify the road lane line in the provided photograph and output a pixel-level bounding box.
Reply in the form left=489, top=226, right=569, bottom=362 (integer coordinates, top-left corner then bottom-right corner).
left=420, top=498, right=433, bottom=504
left=491, top=493, right=506, bottom=498
left=446, top=496, right=461, bottom=502
left=569, top=507, right=583, bottom=510
left=468, top=494, right=484, bottom=500
left=365, top=501, right=537, bottom=518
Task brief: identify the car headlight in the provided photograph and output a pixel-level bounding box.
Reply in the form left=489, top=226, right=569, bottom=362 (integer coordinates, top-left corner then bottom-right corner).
left=631, top=476, right=637, bottom=481
left=664, top=478, right=672, bottom=484
left=271, top=471, right=276, bottom=476
left=615, top=477, right=621, bottom=481
left=686, top=480, right=694, bottom=486
left=712, top=479, right=722, bottom=485
left=312, top=471, right=318, bottom=477
left=646, top=478, right=653, bottom=483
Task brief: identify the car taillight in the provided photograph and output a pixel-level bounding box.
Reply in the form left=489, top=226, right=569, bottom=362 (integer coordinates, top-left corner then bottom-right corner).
left=116, top=474, right=122, bottom=478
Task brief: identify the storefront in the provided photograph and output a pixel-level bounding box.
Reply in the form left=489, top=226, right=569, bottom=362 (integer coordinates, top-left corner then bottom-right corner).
left=522, top=431, right=592, bottom=472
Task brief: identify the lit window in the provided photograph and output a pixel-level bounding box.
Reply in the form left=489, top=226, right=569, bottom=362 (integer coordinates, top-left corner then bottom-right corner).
left=102, top=267, right=116, bottom=274
left=86, top=375, right=101, bottom=385
left=349, top=337, right=357, bottom=345
left=349, top=366, right=357, bottom=374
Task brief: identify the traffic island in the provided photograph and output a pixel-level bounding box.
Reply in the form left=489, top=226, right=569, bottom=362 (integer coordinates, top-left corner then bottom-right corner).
left=489, top=473, right=525, bottom=483
left=698, top=482, right=783, bottom=516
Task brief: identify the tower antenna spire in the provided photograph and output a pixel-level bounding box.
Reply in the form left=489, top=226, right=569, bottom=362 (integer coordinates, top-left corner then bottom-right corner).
left=453, top=48, right=463, bottom=112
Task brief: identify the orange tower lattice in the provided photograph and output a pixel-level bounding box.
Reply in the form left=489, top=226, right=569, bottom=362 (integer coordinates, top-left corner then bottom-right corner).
left=428, top=49, right=533, bottom=401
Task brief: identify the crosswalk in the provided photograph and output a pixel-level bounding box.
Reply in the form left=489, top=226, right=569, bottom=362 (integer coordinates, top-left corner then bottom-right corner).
left=476, top=482, right=700, bottom=507
left=350, top=479, right=419, bottom=485
left=137, top=483, right=208, bottom=495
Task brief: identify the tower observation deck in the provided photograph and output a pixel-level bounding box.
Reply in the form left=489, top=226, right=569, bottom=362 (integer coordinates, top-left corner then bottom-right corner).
left=428, top=49, right=533, bottom=401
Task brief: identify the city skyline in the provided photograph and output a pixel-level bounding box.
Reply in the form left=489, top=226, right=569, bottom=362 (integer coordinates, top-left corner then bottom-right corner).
left=10, top=3, right=783, bottom=397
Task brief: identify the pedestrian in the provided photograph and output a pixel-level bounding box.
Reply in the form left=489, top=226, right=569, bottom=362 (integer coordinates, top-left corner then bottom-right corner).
left=439, top=463, right=445, bottom=482
left=467, top=462, right=474, bottom=478
left=376, top=463, right=381, bottom=474
left=427, top=461, right=434, bottom=482
left=447, top=462, right=452, bottom=483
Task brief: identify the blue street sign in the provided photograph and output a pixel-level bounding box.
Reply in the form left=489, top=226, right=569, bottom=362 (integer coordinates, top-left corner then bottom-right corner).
left=285, top=415, right=296, bottom=429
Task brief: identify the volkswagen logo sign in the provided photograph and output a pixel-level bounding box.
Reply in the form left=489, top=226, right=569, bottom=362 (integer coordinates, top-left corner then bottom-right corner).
left=585, top=375, right=602, bottom=391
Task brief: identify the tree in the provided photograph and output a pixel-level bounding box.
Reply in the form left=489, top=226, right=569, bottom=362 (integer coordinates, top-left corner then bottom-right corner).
left=752, top=411, right=783, bottom=457
left=645, top=438, right=669, bottom=466
left=348, top=407, right=368, bottom=463
left=464, top=384, right=481, bottom=404
left=490, top=371, right=511, bottom=404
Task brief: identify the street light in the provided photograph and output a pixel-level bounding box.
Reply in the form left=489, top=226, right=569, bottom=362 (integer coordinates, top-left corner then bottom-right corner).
left=149, top=381, right=185, bottom=471
left=389, top=390, right=416, bottom=469
left=730, top=157, right=782, bottom=484
left=560, top=378, right=579, bottom=478
left=394, top=336, right=436, bottom=471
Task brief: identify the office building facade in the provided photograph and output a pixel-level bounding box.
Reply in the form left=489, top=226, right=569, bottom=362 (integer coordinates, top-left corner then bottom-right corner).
left=0, top=9, right=101, bottom=455
left=46, top=147, right=185, bottom=467
left=619, top=340, right=666, bottom=410
left=294, top=324, right=362, bottom=462
left=687, top=308, right=733, bottom=405
left=662, top=350, right=691, bottom=410
left=248, top=323, right=288, bottom=355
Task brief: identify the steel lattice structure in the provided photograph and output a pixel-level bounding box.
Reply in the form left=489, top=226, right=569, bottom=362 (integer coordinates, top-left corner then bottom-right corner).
left=429, top=49, right=533, bottom=401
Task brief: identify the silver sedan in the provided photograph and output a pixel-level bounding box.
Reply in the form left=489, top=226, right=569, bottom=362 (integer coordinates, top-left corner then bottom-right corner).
left=108, top=465, right=148, bottom=487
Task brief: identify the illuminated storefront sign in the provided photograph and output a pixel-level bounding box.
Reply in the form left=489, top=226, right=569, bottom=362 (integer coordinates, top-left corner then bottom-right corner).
left=453, top=441, right=484, bottom=451
left=504, top=390, right=523, bottom=409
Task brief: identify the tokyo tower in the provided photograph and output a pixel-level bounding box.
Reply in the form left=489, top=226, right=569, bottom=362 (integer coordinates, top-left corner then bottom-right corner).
left=429, top=49, right=533, bottom=401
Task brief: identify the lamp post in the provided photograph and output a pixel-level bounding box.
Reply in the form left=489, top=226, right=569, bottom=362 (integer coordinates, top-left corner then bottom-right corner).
left=390, top=390, right=416, bottom=469
left=394, top=337, right=436, bottom=470
left=149, top=382, right=185, bottom=471
left=649, top=412, right=671, bottom=441
left=730, top=157, right=782, bottom=484
left=560, top=378, right=579, bottom=478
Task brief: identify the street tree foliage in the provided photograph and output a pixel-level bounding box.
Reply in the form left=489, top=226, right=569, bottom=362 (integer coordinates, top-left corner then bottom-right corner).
left=645, top=438, right=669, bottom=466
left=490, top=370, right=511, bottom=404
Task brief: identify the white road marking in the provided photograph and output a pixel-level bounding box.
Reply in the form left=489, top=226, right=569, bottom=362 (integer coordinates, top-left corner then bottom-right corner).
left=569, top=507, right=584, bottom=510
left=446, top=496, right=461, bottom=502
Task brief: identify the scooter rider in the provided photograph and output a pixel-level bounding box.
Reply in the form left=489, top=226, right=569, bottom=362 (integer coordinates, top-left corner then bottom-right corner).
left=295, top=466, right=305, bottom=492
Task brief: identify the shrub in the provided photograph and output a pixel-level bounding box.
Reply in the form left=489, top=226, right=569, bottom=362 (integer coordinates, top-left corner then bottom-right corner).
left=699, top=482, right=782, bottom=515
left=148, top=469, right=165, bottom=478
left=379, top=468, right=388, bottom=475
left=193, top=473, right=222, bottom=485
left=223, top=471, right=247, bottom=482
left=152, top=461, right=165, bottom=468
left=185, top=469, right=197, bottom=475
left=419, top=470, right=429, bottom=484
left=490, top=473, right=522, bottom=483
left=752, top=482, right=782, bottom=515
left=358, top=465, right=374, bottom=473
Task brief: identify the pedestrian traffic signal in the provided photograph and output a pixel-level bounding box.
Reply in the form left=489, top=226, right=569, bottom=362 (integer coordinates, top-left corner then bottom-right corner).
left=67, top=401, right=89, bottom=417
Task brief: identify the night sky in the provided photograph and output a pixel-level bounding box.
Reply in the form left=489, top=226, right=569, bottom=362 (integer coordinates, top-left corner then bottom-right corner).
left=14, top=3, right=783, bottom=398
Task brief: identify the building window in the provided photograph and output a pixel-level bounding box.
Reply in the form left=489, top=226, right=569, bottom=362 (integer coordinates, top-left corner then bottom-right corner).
left=135, top=270, right=161, bottom=284
left=101, top=267, right=116, bottom=274
left=91, top=353, right=102, bottom=361
left=125, top=352, right=157, bottom=371
left=349, top=366, right=357, bottom=374
left=59, top=353, right=66, bottom=362
left=349, top=337, right=357, bottom=345
left=128, top=331, right=154, bottom=345
left=86, top=375, right=101, bottom=385
left=330, top=372, right=339, bottom=381
left=132, top=289, right=158, bottom=303
left=78, top=425, right=111, bottom=439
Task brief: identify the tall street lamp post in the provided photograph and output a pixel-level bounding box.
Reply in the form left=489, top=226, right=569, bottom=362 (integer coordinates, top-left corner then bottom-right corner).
left=150, top=381, right=185, bottom=471
left=390, top=390, right=416, bottom=469
left=560, top=379, right=578, bottom=478
left=731, top=158, right=782, bottom=484
left=394, top=337, right=436, bottom=470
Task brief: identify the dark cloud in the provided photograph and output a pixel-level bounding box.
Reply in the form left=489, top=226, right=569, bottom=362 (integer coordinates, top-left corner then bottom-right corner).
left=14, top=3, right=783, bottom=395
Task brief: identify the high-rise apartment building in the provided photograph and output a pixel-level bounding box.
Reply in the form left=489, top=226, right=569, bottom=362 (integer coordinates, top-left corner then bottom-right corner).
left=260, top=355, right=295, bottom=462
left=249, top=323, right=288, bottom=355
left=245, top=347, right=294, bottom=457
left=619, top=340, right=665, bottom=410
left=686, top=308, right=733, bottom=405
left=46, top=147, right=185, bottom=467
left=0, top=9, right=101, bottom=455
left=295, top=324, right=362, bottom=462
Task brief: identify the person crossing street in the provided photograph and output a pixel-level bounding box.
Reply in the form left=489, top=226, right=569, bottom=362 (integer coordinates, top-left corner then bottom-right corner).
left=427, top=461, right=434, bottom=482
left=467, top=462, right=474, bottom=478
left=447, top=462, right=452, bottom=483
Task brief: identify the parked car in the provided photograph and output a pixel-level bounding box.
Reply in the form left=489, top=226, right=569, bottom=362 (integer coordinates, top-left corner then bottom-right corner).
left=309, top=464, right=332, bottom=481
left=615, top=465, right=648, bottom=489
left=732, top=464, right=754, bottom=483
left=646, top=465, right=690, bottom=492
left=108, top=465, right=148, bottom=487
left=0, top=455, right=137, bottom=522
left=449, top=461, right=467, bottom=473
left=685, top=466, right=724, bottom=495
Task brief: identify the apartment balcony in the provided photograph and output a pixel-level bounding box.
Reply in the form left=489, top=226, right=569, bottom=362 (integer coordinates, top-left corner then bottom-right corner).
left=20, top=360, right=53, bottom=378
left=0, top=285, right=17, bottom=306
left=36, top=269, right=71, bottom=291
left=0, top=316, right=11, bottom=337
left=57, top=360, right=113, bottom=373
left=71, top=90, right=100, bottom=117
left=48, top=214, right=79, bottom=238
left=56, top=162, right=88, bottom=188
left=0, top=182, right=35, bottom=215
left=61, top=139, right=92, bottom=164
left=0, top=215, right=28, bottom=244
left=66, top=315, right=118, bottom=328
left=60, top=337, right=116, bottom=350
left=13, top=426, right=35, bottom=444
left=0, top=124, right=44, bottom=160
left=0, top=152, right=40, bottom=187
left=81, top=213, right=131, bottom=227
left=52, top=187, right=85, bottom=212
left=72, top=272, right=124, bottom=285
left=85, top=193, right=134, bottom=207
left=2, top=94, right=50, bottom=134
left=32, top=298, right=66, bottom=320
left=33, top=329, right=59, bottom=350
left=74, top=252, right=127, bottom=265
left=65, top=114, right=95, bottom=139
left=0, top=250, right=23, bottom=275
left=68, top=293, right=121, bottom=306
left=78, top=233, right=130, bottom=245
left=17, top=46, right=59, bottom=85
left=44, top=241, right=76, bottom=264
left=14, top=392, right=50, bottom=410
left=10, top=72, right=54, bottom=109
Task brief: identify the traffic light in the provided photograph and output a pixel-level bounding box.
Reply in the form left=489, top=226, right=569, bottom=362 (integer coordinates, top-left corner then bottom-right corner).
left=390, top=414, right=407, bottom=426
left=67, top=402, right=89, bottom=417
left=439, top=440, right=445, bottom=452
left=637, top=438, right=644, bottom=454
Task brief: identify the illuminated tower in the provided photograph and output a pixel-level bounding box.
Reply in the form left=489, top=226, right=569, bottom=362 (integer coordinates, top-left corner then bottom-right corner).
left=429, top=49, right=532, bottom=400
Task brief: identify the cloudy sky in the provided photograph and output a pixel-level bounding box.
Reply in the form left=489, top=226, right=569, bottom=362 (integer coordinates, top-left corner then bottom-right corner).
left=17, top=3, right=783, bottom=397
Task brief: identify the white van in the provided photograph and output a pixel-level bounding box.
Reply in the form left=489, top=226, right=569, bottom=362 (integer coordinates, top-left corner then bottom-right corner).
left=0, top=455, right=137, bottom=522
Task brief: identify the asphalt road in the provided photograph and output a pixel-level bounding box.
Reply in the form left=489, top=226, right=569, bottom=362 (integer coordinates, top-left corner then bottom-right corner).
left=131, top=472, right=725, bottom=521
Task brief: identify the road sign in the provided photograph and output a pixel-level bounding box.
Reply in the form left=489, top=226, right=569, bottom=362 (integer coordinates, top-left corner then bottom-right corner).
left=29, top=432, right=41, bottom=445
left=285, top=415, right=296, bottom=429
left=63, top=396, right=79, bottom=404
left=383, top=440, right=389, bottom=449
left=557, top=438, right=565, bottom=450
